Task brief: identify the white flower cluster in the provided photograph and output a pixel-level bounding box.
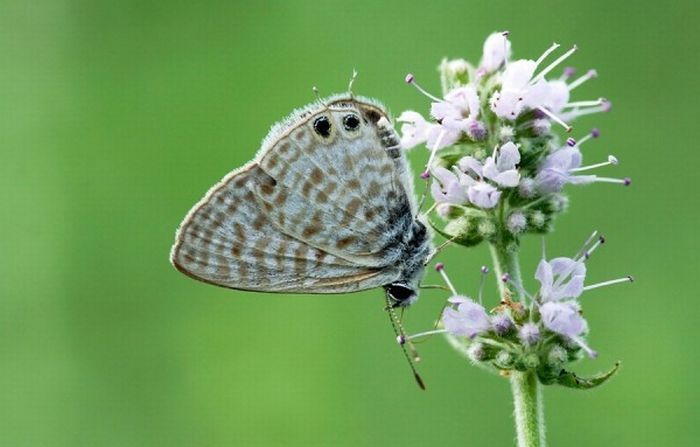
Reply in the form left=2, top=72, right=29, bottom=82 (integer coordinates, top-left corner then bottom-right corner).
left=399, top=32, right=629, bottom=219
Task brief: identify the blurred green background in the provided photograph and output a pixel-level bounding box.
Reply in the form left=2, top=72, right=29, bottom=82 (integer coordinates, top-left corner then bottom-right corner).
left=1, top=0, right=697, bottom=445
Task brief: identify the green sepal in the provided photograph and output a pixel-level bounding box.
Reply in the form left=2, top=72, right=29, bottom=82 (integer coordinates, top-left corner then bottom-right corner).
left=554, top=362, right=621, bottom=390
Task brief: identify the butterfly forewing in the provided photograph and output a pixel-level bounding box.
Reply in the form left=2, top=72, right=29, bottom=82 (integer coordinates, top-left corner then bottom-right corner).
left=171, top=96, right=418, bottom=294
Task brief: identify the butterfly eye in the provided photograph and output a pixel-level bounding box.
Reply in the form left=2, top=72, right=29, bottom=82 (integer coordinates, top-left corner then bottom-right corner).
left=313, top=116, right=332, bottom=137
left=343, top=114, right=361, bottom=131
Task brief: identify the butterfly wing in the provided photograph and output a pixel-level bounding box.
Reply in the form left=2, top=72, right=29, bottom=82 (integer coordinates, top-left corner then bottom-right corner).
left=170, top=95, right=418, bottom=293
left=170, top=163, right=397, bottom=293
left=255, top=100, right=414, bottom=267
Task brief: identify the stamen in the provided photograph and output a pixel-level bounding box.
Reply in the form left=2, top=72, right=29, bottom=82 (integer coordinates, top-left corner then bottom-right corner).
left=424, top=128, right=447, bottom=175
left=581, top=234, right=605, bottom=261
left=404, top=329, right=448, bottom=342
left=502, top=274, right=534, bottom=303
left=571, top=336, right=598, bottom=358
left=566, top=137, right=577, bottom=147
left=541, top=236, right=547, bottom=260
left=582, top=276, right=634, bottom=292
left=566, top=101, right=611, bottom=119
left=576, top=128, right=600, bottom=146
left=537, top=106, right=572, bottom=132
left=502, top=30, right=511, bottom=67
left=568, top=69, right=598, bottom=91
left=533, top=45, right=578, bottom=83
left=569, top=155, right=619, bottom=172
left=562, top=66, right=576, bottom=79
left=478, top=266, right=489, bottom=304
left=435, top=263, right=458, bottom=295
left=593, top=176, right=631, bottom=186
left=574, top=230, right=599, bottom=259
left=405, top=73, right=443, bottom=102
left=534, top=42, right=561, bottom=67
left=564, top=98, right=607, bottom=108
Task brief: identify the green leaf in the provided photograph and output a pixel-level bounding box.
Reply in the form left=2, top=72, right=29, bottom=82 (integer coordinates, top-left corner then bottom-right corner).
left=555, top=362, right=621, bottom=390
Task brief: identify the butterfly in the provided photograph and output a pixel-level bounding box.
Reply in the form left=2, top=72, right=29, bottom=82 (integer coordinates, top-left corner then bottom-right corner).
left=169, top=91, right=432, bottom=387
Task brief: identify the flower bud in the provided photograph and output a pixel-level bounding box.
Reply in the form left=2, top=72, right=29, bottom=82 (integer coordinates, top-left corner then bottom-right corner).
left=439, top=58, right=472, bottom=92
left=519, top=323, right=540, bottom=346
left=518, top=178, right=537, bottom=199
left=523, top=353, right=540, bottom=369
left=443, top=215, right=483, bottom=247
left=547, top=344, right=568, bottom=367
left=507, top=211, right=528, bottom=235
left=549, top=194, right=569, bottom=213
left=436, top=203, right=462, bottom=220
left=491, top=313, right=514, bottom=336
left=477, top=219, right=496, bottom=238
left=494, top=350, right=514, bottom=369
left=529, top=210, right=546, bottom=229
left=467, top=342, right=497, bottom=362
left=499, top=125, right=515, bottom=142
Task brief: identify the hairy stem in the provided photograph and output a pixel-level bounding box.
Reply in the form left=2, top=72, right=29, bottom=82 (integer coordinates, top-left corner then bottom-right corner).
left=511, top=371, right=546, bottom=447
left=488, top=241, right=523, bottom=300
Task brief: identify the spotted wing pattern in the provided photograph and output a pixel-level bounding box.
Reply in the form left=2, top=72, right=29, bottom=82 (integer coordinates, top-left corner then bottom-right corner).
left=256, top=108, right=412, bottom=266
left=170, top=96, right=415, bottom=293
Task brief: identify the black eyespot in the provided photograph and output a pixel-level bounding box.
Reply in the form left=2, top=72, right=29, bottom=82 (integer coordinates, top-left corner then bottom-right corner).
left=387, top=283, right=415, bottom=304
left=343, top=114, right=361, bottom=131
left=313, top=116, right=332, bottom=137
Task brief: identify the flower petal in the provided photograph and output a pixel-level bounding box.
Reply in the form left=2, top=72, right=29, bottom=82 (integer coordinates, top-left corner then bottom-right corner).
left=501, top=59, right=537, bottom=91
left=540, top=301, right=588, bottom=337
left=497, top=142, right=521, bottom=170
left=457, top=156, right=484, bottom=177
left=481, top=32, right=511, bottom=73
left=535, top=259, right=554, bottom=301
left=468, top=182, right=501, bottom=209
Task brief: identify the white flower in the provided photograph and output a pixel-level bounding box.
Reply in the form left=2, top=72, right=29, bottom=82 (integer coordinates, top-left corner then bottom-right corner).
left=535, top=256, right=586, bottom=302
left=399, top=78, right=487, bottom=151
left=535, top=143, right=629, bottom=193
left=442, top=295, right=491, bottom=339
left=540, top=301, right=588, bottom=338
left=430, top=166, right=470, bottom=205
left=491, top=58, right=552, bottom=119
left=396, top=111, right=438, bottom=150
left=451, top=142, right=521, bottom=209
left=482, top=142, right=521, bottom=187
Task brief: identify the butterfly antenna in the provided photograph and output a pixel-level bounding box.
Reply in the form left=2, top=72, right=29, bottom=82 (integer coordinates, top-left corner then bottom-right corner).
left=384, top=295, right=426, bottom=390
left=348, top=69, right=358, bottom=99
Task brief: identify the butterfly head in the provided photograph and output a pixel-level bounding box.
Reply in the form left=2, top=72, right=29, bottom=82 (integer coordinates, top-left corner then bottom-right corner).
left=385, top=282, right=419, bottom=308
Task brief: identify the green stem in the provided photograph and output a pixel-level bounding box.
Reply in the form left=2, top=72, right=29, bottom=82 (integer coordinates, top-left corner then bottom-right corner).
left=488, top=241, right=523, bottom=300
left=511, top=371, right=546, bottom=447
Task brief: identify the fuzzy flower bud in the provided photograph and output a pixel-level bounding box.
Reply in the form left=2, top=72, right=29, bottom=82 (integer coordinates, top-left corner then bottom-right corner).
left=547, top=344, right=568, bottom=367
left=495, top=350, right=514, bottom=369
left=491, top=313, right=514, bottom=336
left=467, top=342, right=488, bottom=362
left=519, top=322, right=541, bottom=346
left=507, top=211, right=528, bottom=234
